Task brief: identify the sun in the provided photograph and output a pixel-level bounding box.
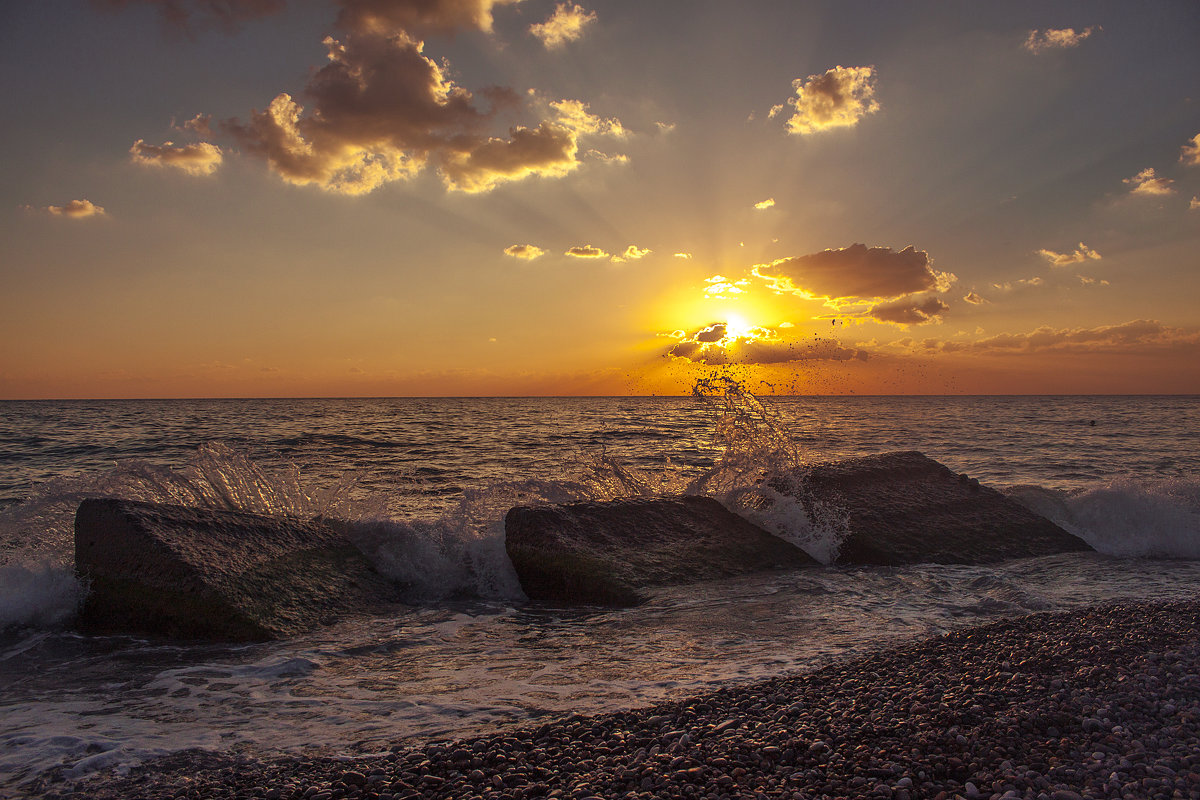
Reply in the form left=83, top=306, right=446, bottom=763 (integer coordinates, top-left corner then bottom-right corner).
left=723, top=313, right=754, bottom=339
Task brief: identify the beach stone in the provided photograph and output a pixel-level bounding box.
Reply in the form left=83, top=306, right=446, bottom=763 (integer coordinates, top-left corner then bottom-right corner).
left=74, top=498, right=401, bottom=641
left=504, top=495, right=816, bottom=605
left=794, top=451, right=1092, bottom=565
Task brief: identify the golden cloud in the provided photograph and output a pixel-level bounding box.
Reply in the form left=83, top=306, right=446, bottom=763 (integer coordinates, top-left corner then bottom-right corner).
left=530, top=3, right=596, bottom=48
left=42, top=199, right=106, bottom=218
left=673, top=252, right=693, bottom=259
left=1037, top=242, right=1101, bottom=267
left=611, top=244, right=651, bottom=263
left=754, top=198, right=775, bottom=210
left=783, top=66, right=879, bottom=135
left=1181, top=134, right=1200, bottom=167
left=703, top=275, right=749, bottom=298
left=565, top=244, right=609, bottom=258
left=962, top=291, right=987, bottom=305
left=1123, top=167, right=1175, bottom=196
left=1023, top=26, right=1097, bottom=53
left=130, top=139, right=223, bottom=175
left=1191, top=196, right=1200, bottom=211
left=504, top=244, right=545, bottom=259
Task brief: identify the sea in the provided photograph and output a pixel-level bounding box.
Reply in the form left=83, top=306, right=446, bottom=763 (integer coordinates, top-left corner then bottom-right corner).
left=1, top=392, right=1199, bottom=796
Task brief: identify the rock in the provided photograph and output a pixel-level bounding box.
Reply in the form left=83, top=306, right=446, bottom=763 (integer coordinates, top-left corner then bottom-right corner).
left=795, top=452, right=1092, bottom=565
left=74, top=498, right=401, bottom=641
left=504, top=495, right=816, bottom=605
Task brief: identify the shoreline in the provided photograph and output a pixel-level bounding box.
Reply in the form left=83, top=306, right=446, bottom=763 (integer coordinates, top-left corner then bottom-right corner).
left=28, top=600, right=1200, bottom=800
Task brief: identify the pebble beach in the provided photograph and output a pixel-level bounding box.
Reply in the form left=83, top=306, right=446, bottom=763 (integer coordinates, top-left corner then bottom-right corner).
left=32, top=600, right=1199, bottom=800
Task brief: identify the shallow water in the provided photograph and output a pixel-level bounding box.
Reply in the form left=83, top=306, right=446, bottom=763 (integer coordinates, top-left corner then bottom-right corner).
left=1, top=395, right=1198, bottom=794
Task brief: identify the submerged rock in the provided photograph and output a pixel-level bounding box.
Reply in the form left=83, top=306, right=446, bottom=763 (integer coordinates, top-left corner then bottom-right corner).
left=797, top=451, right=1092, bottom=565
left=74, top=498, right=401, bottom=641
left=504, top=495, right=816, bottom=606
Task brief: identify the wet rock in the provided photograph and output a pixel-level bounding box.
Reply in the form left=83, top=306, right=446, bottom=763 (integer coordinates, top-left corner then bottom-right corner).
left=74, top=498, right=401, bottom=641
left=796, top=451, right=1092, bottom=565
left=504, top=495, right=816, bottom=605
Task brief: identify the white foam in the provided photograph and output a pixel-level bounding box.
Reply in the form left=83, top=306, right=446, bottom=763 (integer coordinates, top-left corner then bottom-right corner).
left=1009, top=477, right=1200, bottom=559
left=0, top=562, right=85, bottom=632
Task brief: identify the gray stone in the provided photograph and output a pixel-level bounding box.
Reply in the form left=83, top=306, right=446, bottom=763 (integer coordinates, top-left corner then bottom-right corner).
left=794, top=451, right=1092, bottom=565
left=504, top=495, right=816, bottom=606
left=74, top=498, right=401, bottom=641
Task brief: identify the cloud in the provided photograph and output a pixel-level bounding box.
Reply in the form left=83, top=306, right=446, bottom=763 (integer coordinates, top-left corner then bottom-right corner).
left=530, top=3, right=596, bottom=48
left=225, top=30, right=623, bottom=195
left=782, top=66, right=879, bottom=135
left=1037, top=242, right=1102, bottom=267
left=703, top=275, right=750, bottom=298
left=665, top=323, right=868, bottom=365
left=868, top=296, right=949, bottom=326
left=1181, top=134, right=1200, bottom=167
left=94, top=0, right=285, bottom=32
left=673, top=252, right=693, bottom=259
left=1023, top=27, right=1097, bottom=53
left=965, top=320, right=1200, bottom=355
left=1191, top=196, right=1200, bottom=211
left=1123, top=167, right=1175, bottom=196
left=40, top=199, right=106, bottom=218
left=754, top=198, right=775, bottom=210
left=504, top=243, right=544, bottom=259
left=130, top=139, right=223, bottom=175
left=610, top=244, right=650, bottom=263
left=565, top=244, right=608, bottom=258
left=963, top=291, right=987, bottom=305
left=753, top=244, right=952, bottom=303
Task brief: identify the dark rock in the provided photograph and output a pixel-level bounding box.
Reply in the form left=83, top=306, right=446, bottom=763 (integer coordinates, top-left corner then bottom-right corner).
left=796, top=451, right=1092, bottom=565
left=504, top=495, right=816, bottom=606
left=74, top=498, right=401, bottom=641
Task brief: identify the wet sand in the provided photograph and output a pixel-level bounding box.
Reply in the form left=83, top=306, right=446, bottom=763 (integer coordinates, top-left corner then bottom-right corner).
left=31, top=600, right=1200, bottom=800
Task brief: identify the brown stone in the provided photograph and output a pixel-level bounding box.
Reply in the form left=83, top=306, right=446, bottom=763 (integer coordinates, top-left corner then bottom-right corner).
left=504, top=495, right=816, bottom=606
left=74, top=498, right=400, bottom=640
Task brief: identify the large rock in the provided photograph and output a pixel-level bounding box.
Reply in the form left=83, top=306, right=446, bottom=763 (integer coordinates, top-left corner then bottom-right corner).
left=796, top=451, right=1092, bottom=565
left=75, top=498, right=400, bottom=641
left=504, top=495, right=816, bottom=606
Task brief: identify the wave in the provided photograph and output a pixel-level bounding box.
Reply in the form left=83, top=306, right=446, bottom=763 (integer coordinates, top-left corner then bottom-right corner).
left=1007, top=477, right=1200, bottom=559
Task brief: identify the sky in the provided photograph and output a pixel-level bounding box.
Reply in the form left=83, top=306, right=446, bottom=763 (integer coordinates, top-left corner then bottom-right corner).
left=2, top=0, right=1199, bottom=398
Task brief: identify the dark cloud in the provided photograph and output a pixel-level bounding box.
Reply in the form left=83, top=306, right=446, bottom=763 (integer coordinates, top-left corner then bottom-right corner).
left=664, top=323, right=868, bottom=365
left=916, top=320, right=1200, bottom=355
left=94, top=0, right=285, bottom=32
left=753, top=244, right=953, bottom=303
left=868, top=296, right=949, bottom=326
left=224, top=25, right=621, bottom=194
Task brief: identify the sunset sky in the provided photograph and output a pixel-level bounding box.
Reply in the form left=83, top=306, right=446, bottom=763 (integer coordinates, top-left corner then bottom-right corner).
left=2, top=0, right=1199, bottom=397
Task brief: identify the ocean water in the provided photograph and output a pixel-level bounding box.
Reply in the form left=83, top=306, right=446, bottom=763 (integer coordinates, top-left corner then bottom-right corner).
left=1, top=393, right=1199, bottom=795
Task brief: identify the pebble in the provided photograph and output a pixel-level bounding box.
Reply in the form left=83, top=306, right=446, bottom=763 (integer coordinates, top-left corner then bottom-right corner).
left=40, top=600, right=1200, bottom=800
